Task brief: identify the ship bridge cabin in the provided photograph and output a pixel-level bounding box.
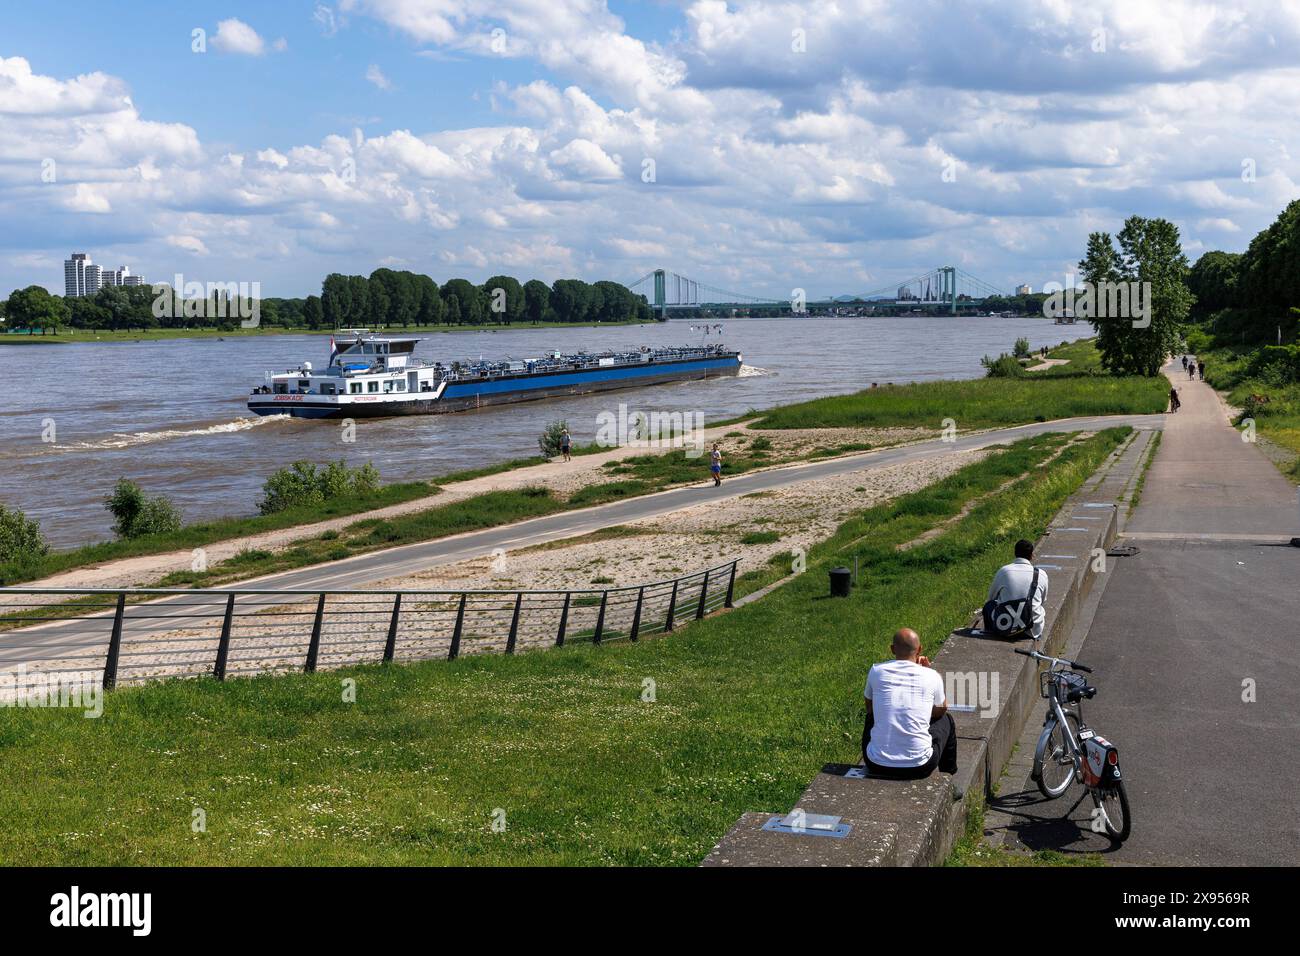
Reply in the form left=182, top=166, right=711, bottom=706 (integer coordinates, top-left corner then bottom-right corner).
left=253, top=332, right=442, bottom=398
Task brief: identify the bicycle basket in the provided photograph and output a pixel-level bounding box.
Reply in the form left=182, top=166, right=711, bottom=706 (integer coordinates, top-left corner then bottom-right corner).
left=1056, top=671, right=1091, bottom=703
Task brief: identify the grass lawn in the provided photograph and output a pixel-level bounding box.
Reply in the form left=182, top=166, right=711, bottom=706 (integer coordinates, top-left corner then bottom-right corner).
left=0, top=428, right=1128, bottom=865
left=751, top=375, right=1167, bottom=431
left=1031, top=337, right=1107, bottom=376
left=0, top=481, right=437, bottom=587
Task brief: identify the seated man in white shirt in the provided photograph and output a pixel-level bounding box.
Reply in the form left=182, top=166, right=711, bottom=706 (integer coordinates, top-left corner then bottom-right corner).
left=984, top=539, right=1049, bottom=640
left=861, top=628, right=957, bottom=779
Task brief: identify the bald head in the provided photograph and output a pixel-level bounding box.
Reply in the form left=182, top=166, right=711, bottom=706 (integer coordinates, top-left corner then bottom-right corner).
left=891, top=628, right=921, bottom=660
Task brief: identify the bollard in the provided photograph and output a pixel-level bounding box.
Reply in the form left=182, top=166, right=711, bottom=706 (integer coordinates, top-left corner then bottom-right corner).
left=829, top=566, right=851, bottom=598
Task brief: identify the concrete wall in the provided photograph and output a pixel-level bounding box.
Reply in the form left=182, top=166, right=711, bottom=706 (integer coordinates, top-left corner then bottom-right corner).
left=702, top=430, right=1152, bottom=867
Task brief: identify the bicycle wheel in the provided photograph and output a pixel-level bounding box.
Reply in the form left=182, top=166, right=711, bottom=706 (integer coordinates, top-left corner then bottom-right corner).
left=1035, top=712, right=1079, bottom=799
left=1092, top=781, right=1131, bottom=842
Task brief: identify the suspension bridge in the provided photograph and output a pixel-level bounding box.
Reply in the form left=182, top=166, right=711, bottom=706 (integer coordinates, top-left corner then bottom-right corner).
left=628, top=266, right=1013, bottom=317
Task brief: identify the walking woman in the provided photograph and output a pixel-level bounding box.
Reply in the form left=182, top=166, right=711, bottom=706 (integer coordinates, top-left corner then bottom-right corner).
left=710, top=443, right=723, bottom=487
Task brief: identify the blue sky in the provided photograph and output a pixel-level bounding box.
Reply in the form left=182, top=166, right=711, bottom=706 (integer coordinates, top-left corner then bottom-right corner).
left=1, top=1, right=1298, bottom=299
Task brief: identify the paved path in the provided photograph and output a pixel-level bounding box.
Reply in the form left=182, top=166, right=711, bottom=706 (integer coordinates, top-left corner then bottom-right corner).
left=1, top=414, right=1161, bottom=666
left=997, top=361, right=1300, bottom=865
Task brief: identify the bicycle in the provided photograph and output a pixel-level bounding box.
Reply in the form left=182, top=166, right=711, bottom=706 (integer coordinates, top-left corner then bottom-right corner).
left=1015, top=647, right=1131, bottom=842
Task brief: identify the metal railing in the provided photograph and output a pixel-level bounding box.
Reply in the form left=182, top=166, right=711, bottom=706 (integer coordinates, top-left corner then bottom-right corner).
left=0, top=560, right=738, bottom=692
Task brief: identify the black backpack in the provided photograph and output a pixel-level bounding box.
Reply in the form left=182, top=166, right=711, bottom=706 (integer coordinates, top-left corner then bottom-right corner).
left=982, top=567, right=1040, bottom=638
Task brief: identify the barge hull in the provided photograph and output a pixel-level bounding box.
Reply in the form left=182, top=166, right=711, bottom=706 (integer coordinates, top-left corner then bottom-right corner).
left=249, top=355, right=740, bottom=419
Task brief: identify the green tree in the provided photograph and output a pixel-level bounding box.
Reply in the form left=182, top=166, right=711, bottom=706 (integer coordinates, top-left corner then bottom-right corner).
left=366, top=269, right=392, bottom=328
left=481, top=275, right=524, bottom=324
left=524, top=279, right=550, bottom=323
left=0, top=503, right=48, bottom=565
left=303, top=294, right=324, bottom=329
left=5, top=285, right=68, bottom=333
left=1187, top=250, right=1241, bottom=320
left=1239, top=199, right=1300, bottom=314
left=347, top=274, right=370, bottom=328
left=321, top=273, right=352, bottom=328
left=441, top=278, right=485, bottom=324
left=104, top=479, right=182, bottom=539
left=549, top=279, right=592, bottom=323
left=1079, top=217, right=1191, bottom=376
left=415, top=275, right=444, bottom=325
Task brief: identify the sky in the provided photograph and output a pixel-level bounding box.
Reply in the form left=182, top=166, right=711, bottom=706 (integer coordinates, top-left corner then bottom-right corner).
left=1, top=0, right=1298, bottom=300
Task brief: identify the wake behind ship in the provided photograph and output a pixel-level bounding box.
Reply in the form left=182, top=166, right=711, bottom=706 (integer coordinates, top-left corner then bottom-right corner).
left=247, top=331, right=743, bottom=418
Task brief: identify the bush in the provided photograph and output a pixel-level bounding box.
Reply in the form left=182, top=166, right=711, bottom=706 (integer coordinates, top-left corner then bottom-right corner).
left=104, top=479, right=182, bottom=539
left=0, top=503, right=48, bottom=564
left=258, top=460, right=383, bottom=515
left=1246, top=345, right=1300, bottom=384
left=981, top=353, right=1026, bottom=378
left=1184, top=327, right=1214, bottom=354
left=1012, top=337, right=1031, bottom=359
left=539, top=420, right=570, bottom=457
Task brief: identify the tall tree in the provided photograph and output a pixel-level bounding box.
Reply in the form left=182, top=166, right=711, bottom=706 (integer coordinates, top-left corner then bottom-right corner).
left=4, top=285, right=68, bottom=332
left=415, top=275, right=444, bottom=325
left=321, top=273, right=352, bottom=328
left=1081, top=216, right=1190, bottom=376
left=480, top=275, right=524, bottom=324
left=303, top=294, right=324, bottom=329
left=549, top=279, right=592, bottom=323
left=523, top=279, right=550, bottom=323
left=1187, top=251, right=1241, bottom=320
left=441, top=278, right=485, bottom=324
left=347, top=274, right=370, bottom=329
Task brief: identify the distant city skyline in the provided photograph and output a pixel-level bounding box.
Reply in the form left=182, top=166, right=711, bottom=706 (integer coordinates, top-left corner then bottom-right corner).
left=3, top=2, right=1299, bottom=301
left=63, top=252, right=145, bottom=298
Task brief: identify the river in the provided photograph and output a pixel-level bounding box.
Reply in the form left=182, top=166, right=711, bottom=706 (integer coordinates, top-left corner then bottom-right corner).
left=0, top=316, right=1089, bottom=548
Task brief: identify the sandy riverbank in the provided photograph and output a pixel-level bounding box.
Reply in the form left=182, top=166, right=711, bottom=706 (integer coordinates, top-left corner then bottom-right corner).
left=7, top=421, right=937, bottom=601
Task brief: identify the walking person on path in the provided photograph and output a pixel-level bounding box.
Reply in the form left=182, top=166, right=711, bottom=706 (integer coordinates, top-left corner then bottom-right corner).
left=1169, top=385, right=1181, bottom=413
left=1182, top=355, right=1189, bottom=371
left=1188, top=360, right=1197, bottom=380
left=1199, top=361, right=1207, bottom=382
left=559, top=428, right=572, bottom=462
left=710, top=443, right=723, bottom=487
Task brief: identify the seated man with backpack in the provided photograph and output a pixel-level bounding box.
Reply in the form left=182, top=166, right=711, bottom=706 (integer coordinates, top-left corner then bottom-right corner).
left=861, top=628, right=958, bottom=780
left=983, top=539, right=1049, bottom=640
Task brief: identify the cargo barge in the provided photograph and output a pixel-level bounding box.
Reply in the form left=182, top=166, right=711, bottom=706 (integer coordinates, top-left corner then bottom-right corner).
left=247, top=331, right=742, bottom=419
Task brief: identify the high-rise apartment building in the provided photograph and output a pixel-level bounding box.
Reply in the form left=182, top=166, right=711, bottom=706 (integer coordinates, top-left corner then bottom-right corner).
left=62, top=253, right=145, bottom=296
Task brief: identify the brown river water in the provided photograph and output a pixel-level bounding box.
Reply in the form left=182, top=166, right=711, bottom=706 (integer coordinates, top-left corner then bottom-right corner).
left=0, top=316, right=1088, bottom=548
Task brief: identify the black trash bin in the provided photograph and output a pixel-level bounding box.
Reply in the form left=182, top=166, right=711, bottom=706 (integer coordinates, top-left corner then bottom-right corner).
left=829, top=566, right=851, bottom=598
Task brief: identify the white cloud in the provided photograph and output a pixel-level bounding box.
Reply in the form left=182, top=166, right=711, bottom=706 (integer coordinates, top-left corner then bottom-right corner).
left=5, top=3, right=1300, bottom=298
left=64, top=183, right=111, bottom=213
left=167, top=235, right=210, bottom=255
left=365, top=64, right=393, bottom=91
left=210, top=19, right=267, bottom=56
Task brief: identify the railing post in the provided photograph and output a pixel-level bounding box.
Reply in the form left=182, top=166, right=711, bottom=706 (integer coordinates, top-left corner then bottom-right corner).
left=629, top=586, right=644, bottom=642
left=506, top=592, right=523, bottom=654
left=305, top=592, right=326, bottom=672
left=725, top=562, right=737, bottom=608
left=449, top=592, right=467, bottom=660
left=556, top=592, right=571, bottom=646
left=102, top=592, right=126, bottom=690
left=383, top=593, right=402, bottom=663
left=593, top=591, right=608, bottom=645
left=696, top=570, right=710, bottom=620
left=664, top=580, right=678, bottom=632
left=214, top=592, right=235, bottom=680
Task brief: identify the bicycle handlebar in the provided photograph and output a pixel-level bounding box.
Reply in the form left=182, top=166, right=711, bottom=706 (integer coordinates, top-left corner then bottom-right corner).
left=1014, top=647, right=1091, bottom=672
